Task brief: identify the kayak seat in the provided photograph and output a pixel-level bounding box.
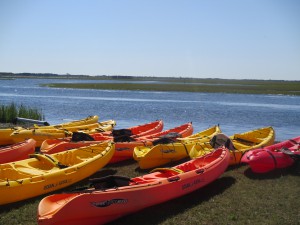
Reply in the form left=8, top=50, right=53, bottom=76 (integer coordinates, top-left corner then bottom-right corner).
left=176, top=162, right=197, bottom=172
left=150, top=167, right=184, bottom=175
left=231, top=142, right=250, bottom=150
left=55, top=151, right=83, bottom=166
left=112, top=129, right=132, bottom=137
left=90, top=175, right=132, bottom=190
left=15, top=166, right=45, bottom=176
left=1, top=167, right=32, bottom=180
left=130, top=176, right=157, bottom=184
left=71, top=132, right=95, bottom=142
left=29, top=154, right=64, bottom=169
left=113, top=135, right=136, bottom=142
left=233, top=134, right=261, bottom=145
left=153, top=132, right=182, bottom=146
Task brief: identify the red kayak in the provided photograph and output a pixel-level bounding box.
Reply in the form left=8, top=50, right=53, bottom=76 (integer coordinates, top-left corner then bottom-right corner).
left=40, top=120, right=163, bottom=150
left=90, top=120, right=164, bottom=140
left=40, top=122, right=193, bottom=163
left=0, top=139, right=36, bottom=164
left=241, top=136, right=300, bottom=173
left=38, top=146, right=229, bottom=225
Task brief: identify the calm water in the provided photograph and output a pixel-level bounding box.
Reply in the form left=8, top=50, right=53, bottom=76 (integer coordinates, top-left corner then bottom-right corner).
left=0, top=78, right=299, bottom=141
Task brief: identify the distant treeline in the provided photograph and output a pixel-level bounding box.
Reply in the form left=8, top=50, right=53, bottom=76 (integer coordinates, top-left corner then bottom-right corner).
left=0, top=72, right=297, bottom=83
left=0, top=72, right=151, bottom=80
left=0, top=72, right=97, bottom=79
left=0, top=72, right=201, bottom=81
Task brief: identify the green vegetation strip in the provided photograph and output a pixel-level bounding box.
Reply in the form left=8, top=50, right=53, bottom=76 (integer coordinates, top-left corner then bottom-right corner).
left=0, top=103, right=45, bottom=123
left=1, top=162, right=299, bottom=225
left=43, top=79, right=300, bottom=95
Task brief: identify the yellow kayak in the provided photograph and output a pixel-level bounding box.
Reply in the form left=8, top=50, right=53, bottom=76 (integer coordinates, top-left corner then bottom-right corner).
left=0, top=116, right=99, bottom=146
left=133, top=125, right=221, bottom=169
left=0, top=141, right=115, bottom=205
left=85, top=120, right=117, bottom=133
left=47, top=120, right=117, bottom=133
left=178, top=125, right=221, bottom=143
left=0, top=127, right=23, bottom=146
left=190, top=126, right=275, bottom=165
left=34, top=115, right=99, bottom=129
left=10, top=129, right=73, bottom=147
left=134, top=126, right=275, bottom=169
left=10, top=120, right=116, bottom=147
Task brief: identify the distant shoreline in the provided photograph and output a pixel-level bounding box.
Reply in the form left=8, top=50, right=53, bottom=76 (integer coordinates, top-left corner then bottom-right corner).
left=1, top=73, right=300, bottom=95
left=1, top=72, right=299, bottom=82
left=43, top=81, right=300, bottom=96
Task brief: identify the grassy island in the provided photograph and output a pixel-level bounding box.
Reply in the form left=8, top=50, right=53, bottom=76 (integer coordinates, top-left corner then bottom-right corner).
left=43, top=79, right=300, bottom=95
left=1, top=73, right=299, bottom=95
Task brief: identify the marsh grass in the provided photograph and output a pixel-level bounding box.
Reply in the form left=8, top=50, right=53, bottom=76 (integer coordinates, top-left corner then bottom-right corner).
left=0, top=103, right=45, bottom=124
left=43, top=79, right=300, bottom=96
left=1, top=159, right=299, bottom=225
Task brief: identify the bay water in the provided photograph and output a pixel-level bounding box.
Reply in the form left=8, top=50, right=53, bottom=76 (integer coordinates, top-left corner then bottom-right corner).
left=0, top=78, right=299, bottom=141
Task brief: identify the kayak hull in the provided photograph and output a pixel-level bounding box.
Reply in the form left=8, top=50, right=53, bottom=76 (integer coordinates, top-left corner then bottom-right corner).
left=40, top=122, right=193, bottom=163
left=134, top=125, right=220, bottom=169
left=241, top=136, right=300, bottom=173
left=0, top=142, right=114, bottom=205
left=0, top=139, right=36, bottom=164
left=10, top=120, right=116, bottom=147
left=38, top=147, right=229, bottom=225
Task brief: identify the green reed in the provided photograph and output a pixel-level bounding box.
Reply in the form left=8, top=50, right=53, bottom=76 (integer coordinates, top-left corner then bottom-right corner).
left=0, top=103, right=45, bottom=123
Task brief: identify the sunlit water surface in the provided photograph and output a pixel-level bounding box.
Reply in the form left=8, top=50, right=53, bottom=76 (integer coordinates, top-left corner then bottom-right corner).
left=0, top=78, right=299, bottom=141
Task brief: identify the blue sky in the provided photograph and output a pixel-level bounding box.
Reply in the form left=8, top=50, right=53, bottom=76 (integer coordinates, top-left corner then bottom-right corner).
left=0, top=0, right=299, bottom=80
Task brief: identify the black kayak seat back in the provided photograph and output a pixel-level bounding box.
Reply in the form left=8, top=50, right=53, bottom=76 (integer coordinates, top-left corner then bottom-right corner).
left=112, top=129, right=132, bottom=137
left=90, top=175, right=132, bottom=189
left=210, top=133, right=235, bottom=150
left=71, top=132, right=95, bottom=142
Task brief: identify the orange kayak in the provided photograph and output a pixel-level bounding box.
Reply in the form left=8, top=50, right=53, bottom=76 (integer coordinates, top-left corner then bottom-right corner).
left=90, top=120, right=164, bottom=140
left=38, top=147, right=229, bottom=225
left=108, top=122, right=194, bottom=163
left=0, top=139, right=36, bottom=164
left=138, top=122, right=193, bottom=140
left=40, top=120, right=164, bottom=151
left=40, top=122, right=193, bottom=163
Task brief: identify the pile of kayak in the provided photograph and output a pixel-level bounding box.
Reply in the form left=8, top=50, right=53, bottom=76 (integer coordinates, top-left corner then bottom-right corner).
left=0, top=115, right=116, bottom=147
left=0, top=115, right=299, bottom=225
